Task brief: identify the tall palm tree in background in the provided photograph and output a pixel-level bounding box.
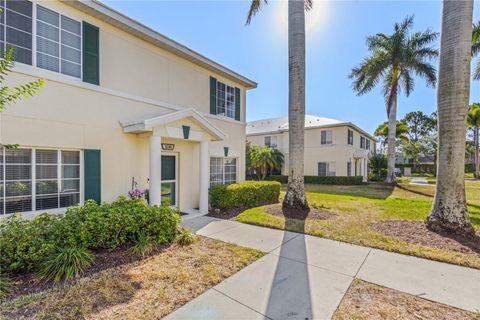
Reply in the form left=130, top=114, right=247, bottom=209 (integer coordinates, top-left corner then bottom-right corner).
left=247, top=0, right=312, bottom=211
left=350, top=16, right=438, bottom=183
left=473, top=21, right=479, bottom=80
left=467, top=103, right=480, bottom=178
left=426, top=1, right=474, bottom=236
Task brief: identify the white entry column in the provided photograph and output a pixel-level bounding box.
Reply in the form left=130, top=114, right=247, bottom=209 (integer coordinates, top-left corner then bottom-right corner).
left=149, top=135, right=162, bottom=206
left=199, top=140, right=209, bottom=214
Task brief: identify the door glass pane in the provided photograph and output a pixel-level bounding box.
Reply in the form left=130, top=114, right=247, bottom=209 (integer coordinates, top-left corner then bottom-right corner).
left=161, top=182, right=175, bottom=206
left=161, top=155, right=175, bottom=181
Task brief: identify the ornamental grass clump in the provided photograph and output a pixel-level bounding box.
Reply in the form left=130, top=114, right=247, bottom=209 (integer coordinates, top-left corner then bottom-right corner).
left=37, top=247, right=95, bottom=283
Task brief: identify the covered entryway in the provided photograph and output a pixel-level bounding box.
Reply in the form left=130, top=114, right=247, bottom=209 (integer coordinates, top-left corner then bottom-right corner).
left=121, top=108, right=227, bottom=214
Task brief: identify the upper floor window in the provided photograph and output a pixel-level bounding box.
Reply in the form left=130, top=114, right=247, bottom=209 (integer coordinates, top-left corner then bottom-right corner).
left=265, top=136, right=277, bottom=148
left=347, top=129, right=353, bottom=145
left=321, top=130, right=332, bottom=145
left=366, top=139, right=370, bottom=150
left=216, top=81, right=235, bottom=119
left=1, top=1, right=99, bottom=85
left=37, top=5, right=82, bottom=78
left=360, top=136, right=366, bottom=149
left=0, top=0, right=33, bottom=65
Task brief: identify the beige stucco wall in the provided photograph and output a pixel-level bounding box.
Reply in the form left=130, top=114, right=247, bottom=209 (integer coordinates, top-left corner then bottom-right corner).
left=247, top=125, right=373, bottom=179
left=0, top=0, right=250, bottom=214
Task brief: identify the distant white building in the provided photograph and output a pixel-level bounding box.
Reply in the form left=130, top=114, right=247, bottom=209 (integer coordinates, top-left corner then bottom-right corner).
left=246, top=115, right=376, bottom=179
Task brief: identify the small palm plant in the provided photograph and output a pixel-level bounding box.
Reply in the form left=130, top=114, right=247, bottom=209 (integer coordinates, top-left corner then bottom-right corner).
left=374, top=120, right=410, bottom=147
left=250, top=145, right=284, bottom=180
left=350, top=16, right=438, bottom=183
left=467, top=103, right=480, bottom=178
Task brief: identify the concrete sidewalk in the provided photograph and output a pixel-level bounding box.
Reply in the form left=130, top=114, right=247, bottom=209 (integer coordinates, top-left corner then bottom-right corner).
left=166, top=216, right=480, bottom=320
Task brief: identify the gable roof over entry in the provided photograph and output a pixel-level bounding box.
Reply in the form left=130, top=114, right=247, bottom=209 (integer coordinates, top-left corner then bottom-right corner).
left=120, top=108, right=227, bottom=141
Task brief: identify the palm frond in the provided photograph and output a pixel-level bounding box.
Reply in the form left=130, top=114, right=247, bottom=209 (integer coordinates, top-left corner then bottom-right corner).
left=366, top=33, right=389, bottom=52
left=349, top=52, right=389, bottom=95
left=395, top=15, right=414, bottom=33
left=399, top=68, right=414, bottom=97
left=472, top=21, right=480, bottom=56
left=411, top=61, right=437, bottom=88
left=246, top=0, right=267, bottom=25
left=409, top=29, right=439, bottom=51
left=474, top=58, right=480, bottom=80
left=304, top=0, right=313, bottom=11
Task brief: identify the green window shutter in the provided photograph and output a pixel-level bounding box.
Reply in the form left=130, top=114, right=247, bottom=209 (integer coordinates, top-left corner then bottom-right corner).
left=234, top=87, right=241, bottom=121
left=210, top=77, right=217, bottom=115
left=83, top=22, right=99, bottom=85
left=84, top=149, right=101, bottom=203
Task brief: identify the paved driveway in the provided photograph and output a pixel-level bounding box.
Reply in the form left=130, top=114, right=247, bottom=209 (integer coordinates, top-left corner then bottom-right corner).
left=165, top=216, right=480, bottom=320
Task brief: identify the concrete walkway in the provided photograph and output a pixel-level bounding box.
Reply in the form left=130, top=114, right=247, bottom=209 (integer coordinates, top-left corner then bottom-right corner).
left=409, top=176, right=429, bottom=185
left=166, top=216, right=480, bottom=320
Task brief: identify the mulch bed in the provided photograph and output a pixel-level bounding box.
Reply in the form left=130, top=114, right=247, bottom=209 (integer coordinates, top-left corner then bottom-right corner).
left=4, top=243, right=172, bottom=301
left=371, top=220, right=480, bottom=257
left=264, top=204, right=336, bottom=220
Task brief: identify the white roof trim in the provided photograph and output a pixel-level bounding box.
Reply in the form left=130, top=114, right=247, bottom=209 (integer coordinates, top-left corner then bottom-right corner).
left=121, top=108, right=227, bottom=141
left=62, top=0, right=256, bottom=89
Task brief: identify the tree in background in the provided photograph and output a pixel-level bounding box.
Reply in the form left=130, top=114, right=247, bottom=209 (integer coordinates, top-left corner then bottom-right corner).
left=426, top=1, right=474, bottom=236
left=473, top=21, right=479, bottom=80
left=1, top=47, right=44, bottom=148
left=248, top=145, right=284, bottom=180
left=374, top=120, right=410, bottom=148
left=350, top=16, right=438, bottom=184
left=403, top=111, right=437, bottom=142
left=467, top=103, right=480, bottom=178
left=247, top=0, right=312, bottom=212
left=369, top=153, right=388, bottom=181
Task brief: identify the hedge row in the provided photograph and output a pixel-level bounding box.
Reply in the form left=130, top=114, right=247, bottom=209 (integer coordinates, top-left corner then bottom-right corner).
left=0, top=197, right=180, bottom=272
left=267, top=175, right=364, bottom=185
left=209, top=181, right=281, bottom=209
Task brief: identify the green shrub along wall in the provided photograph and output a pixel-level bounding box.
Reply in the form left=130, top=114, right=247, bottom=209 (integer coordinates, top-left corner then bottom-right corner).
left=267, top=175, right=364, bottom=185
left=209, top=181, right=281, bottom=210
left=396, top=163, right=475, bottom=174
left=0, top=197, right=180, bottom=273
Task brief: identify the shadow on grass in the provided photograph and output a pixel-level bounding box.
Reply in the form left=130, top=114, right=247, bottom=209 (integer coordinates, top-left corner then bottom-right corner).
left=396, top=184, right=434, bottom=198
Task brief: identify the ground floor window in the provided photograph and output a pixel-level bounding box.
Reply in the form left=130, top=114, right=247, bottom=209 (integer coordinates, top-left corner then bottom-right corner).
left=347, top=161, right=352, bottom=177
left=210, top=157, right=237, bottom=186
left=0, top=147, right=80, bottom=214
left=318, top=162, right=336, bottom=177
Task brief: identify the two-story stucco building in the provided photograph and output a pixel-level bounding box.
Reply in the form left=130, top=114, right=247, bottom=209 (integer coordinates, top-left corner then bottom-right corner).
left=246, top=115, right=375, bottom=180
left=0, top=0, right=256, bottom=217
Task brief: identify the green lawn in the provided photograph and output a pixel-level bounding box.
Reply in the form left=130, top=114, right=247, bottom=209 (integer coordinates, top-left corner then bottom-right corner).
left=236, top=183, right=480, bottom=269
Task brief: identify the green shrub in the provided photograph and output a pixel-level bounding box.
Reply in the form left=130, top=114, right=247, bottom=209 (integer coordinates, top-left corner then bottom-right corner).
left=177, top=228, right=196, bottom=246
left=268, top=175, right=364, bottom=185
left=209, top=181, right=281, bottom=210
left=0, top=197, right=180, bottom=273
left=37, top=247, right=95, bottom=283
left=130, top=233, right=155, bottom=256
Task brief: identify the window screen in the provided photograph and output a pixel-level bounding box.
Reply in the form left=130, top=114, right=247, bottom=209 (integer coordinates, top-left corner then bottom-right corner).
left=216, top=81, right=236, bottom=120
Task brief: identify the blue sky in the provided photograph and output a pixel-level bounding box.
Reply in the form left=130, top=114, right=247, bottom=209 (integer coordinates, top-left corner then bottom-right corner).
left=103, top=0, right=479, bottom=134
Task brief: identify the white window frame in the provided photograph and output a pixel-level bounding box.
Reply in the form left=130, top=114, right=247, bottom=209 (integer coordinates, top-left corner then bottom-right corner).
left=216, top=81, right=236, bottom=120
left=321, top=130, right=333, bottom=145
left=264, top=136, right=277, bottom=148
left=35, top=3, right=83, bottom=80
left=318, top=162, right=336, bottom=177
left=209, top=157, right=237, bottom=187
left=0, top=147, right=82, bottom=215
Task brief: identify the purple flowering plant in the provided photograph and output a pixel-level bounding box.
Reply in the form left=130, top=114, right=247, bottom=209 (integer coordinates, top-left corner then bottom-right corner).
left=128, top=188, right=146, bottom=199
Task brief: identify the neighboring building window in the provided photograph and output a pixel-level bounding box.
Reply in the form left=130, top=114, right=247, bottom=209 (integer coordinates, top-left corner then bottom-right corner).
left=36, top=5, right=82, bottom=78
left=0, top=147, right=80, bottom=215
left=318, top=162, right=336, bottom=177
left=360, top=136, right=366, bottom=149
left=0, top=0, right=33, bottom=65
left=321, top=130, right=332, bottom=145
left=216, top=81, right=236, bottom=119
left=264, top=136, right=277, bottom=148
left=210, top=157, right=237, bottom=186
left=347, top=160, right=352, bottom=177
left=347, top=129, right=353, bottom=145
left=366, top=139, right=370, bottom=150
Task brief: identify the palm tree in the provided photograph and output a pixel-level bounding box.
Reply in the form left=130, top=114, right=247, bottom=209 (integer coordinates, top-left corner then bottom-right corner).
left=473, top=21, right=479, bottom=80
left=374, top=120, right=410, bottom=147
left=247, top=0, right=312, bottom=211
left=250, top=145, right=284, bottom=180
left=467, top=103, right=480, bottom=178
left=349, top=16, right=438, bottom=184
left=426, top=1, right=475, bottom=236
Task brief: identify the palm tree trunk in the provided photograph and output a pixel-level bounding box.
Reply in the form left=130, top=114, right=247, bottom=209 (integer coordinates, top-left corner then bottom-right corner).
left=427, top=0, right=474, bottom=236
left=475, top=126, right=479, bottom=178
left=386, top=90, right=398, bottom=184
left=283, top=0, right=309, bottom=211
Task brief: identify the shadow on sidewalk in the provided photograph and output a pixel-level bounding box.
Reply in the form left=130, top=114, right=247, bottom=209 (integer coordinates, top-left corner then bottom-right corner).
left=266, top=209, right=313, bottom=319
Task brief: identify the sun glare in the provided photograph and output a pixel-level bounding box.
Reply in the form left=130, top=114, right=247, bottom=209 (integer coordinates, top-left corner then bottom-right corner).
left=277, top=0, right=327, bottom=36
